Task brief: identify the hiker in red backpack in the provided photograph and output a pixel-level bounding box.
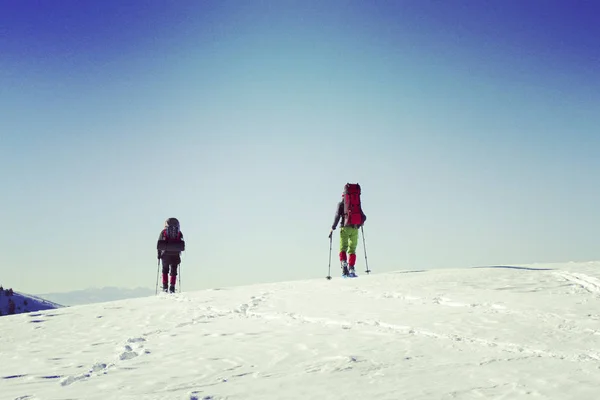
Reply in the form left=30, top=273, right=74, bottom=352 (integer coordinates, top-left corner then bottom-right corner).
left=157, top=217, right=184, bottom=293
left=329, top=183, right=367, bottom=277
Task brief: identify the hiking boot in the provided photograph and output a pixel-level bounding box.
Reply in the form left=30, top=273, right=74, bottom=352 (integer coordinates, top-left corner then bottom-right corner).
left=341, top=261, right=349, bottom=276
left=162, top=284, right=168, bottom=292
left=169, top=285, right=176, bottom=293
left=348, top=268, right=357, bottom=278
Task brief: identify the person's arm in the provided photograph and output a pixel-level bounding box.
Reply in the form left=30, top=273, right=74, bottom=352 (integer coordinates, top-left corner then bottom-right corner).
left=329, top=201, right=343, bottom=237
left=157, top=230, right=164, bottom=259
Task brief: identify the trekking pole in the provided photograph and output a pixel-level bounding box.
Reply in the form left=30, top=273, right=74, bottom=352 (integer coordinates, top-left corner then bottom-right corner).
left=326, top=235, right=332, bottom=280
left=178, top=264, right=182, bottom=293
left=155, top=259, right=160, bottom=295
left=361, top=226, right=371, bottom=274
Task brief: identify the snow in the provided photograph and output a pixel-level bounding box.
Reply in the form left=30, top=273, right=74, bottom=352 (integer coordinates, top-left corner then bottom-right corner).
left=3, top=261, right=600, bottom=399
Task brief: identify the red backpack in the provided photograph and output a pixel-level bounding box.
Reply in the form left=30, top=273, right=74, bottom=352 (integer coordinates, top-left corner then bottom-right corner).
left=343, top=183, right=364, bottom=226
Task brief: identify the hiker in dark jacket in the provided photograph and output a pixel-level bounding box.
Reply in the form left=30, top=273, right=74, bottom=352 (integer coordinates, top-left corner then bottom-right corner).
left=329, top=196, right=366, bottom=276
left=157, top=217, right=184, bottom=293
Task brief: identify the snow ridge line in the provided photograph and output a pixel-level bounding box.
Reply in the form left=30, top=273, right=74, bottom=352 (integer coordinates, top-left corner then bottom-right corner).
left=553, top=271, right=600, bottom=294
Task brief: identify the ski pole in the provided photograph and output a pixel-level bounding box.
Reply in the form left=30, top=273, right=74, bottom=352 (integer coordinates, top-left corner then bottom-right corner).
left=155, top=258, right=160, bottom=295
left=361, top=226, right=371, bottom=274
left=178, top=263, right=182, bottom=293
left=326, top=235, right=332, bottom=280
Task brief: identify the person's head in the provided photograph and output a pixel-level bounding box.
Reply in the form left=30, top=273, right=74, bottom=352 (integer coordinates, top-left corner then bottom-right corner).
left=165, top=217, right=180, bottom=228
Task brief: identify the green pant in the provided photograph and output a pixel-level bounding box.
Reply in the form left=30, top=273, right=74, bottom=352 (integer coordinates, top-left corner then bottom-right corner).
left=340, top=226, right=359, bottom=254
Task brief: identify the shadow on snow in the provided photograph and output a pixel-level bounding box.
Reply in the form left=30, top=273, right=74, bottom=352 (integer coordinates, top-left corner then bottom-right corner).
left=472, top=265, right=554, bottom=271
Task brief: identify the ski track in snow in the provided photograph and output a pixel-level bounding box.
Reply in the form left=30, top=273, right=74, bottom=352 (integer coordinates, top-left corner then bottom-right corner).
left=357, top=288, right=510, bottom=312
left=552, top=271, right=600, bottom=294
left=155, top=288, right=597, bottom=366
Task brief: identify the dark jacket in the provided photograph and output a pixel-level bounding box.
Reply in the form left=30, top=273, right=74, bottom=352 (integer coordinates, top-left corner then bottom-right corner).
left=157, top=229, right=184, bottom=259
left=332, top=201, right=366, bottom=230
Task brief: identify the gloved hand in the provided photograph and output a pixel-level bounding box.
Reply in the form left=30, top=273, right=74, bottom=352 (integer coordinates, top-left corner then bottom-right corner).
left=157, top=252, right=161, bottom=260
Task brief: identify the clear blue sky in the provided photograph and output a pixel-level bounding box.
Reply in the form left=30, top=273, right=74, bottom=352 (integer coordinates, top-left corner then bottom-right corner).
left=2, top=0, right=599, bottom=293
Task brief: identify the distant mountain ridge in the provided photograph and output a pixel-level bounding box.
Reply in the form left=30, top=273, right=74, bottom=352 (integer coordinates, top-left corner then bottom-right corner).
left=38, top=286, right=155, bottom=306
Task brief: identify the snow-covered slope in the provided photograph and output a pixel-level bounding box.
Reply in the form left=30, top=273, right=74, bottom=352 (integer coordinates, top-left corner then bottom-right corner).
left=2, top=262, right=600, bottom=400
left=0, top=289, right=63, bottom=316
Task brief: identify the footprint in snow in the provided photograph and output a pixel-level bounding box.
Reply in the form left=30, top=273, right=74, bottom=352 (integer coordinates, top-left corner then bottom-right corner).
left=190, top=392, right=215, bottom=400
left=60, top=339, right=148, bottom=386
left=120, top=337, right=149, bottom=360
left=60, top=362, right=111, bottom=386
left=120, top=345, right=138, bottom=361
